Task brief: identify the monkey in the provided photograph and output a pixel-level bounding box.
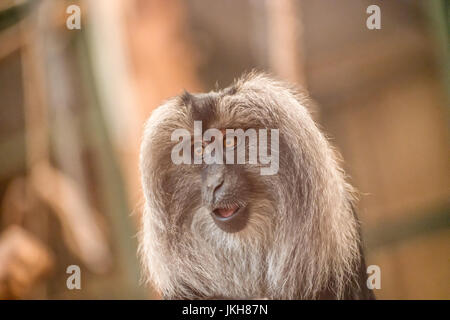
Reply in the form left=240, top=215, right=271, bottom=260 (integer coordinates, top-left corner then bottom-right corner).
left=139, top=72, right=375, bottom=300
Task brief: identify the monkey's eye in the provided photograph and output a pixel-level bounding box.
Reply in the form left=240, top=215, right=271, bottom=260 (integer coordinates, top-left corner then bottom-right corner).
left=224, top=136, right=237, bottom=149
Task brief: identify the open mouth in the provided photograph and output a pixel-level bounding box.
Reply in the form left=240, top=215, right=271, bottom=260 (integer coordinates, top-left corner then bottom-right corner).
left=210, top=203, right=248, bottom=233
left=213, top=204, right=241, bottom=219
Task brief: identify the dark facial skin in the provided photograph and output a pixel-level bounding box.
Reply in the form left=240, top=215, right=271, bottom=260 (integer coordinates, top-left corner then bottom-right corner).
left=177, top=90, right=275, bottom=234
left=202, top=164, right=251, bottom=233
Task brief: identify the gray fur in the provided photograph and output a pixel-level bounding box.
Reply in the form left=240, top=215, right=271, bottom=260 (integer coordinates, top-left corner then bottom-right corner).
left=139, top=72, right=368, bottom=299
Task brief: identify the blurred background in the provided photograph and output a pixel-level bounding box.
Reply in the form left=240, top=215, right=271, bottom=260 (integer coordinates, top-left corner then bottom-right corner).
left=0, top=0, right=448, bottom=299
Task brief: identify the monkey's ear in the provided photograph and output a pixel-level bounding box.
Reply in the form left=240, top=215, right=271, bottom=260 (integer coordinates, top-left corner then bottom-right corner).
left=222, top=85, right=237, bottom=96
left=180, top=90, right=217, bottom=122
left=180, top=90, right=194, bottom=107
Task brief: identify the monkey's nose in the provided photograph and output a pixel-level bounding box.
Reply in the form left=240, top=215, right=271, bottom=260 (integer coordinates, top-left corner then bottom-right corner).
left=206, top=175, right=224, bottom=202
left=202, top=165, right=225, bottom=204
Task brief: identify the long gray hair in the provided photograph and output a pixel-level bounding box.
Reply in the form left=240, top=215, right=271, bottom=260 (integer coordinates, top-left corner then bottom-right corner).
left=139, top=73, right=370, bottom=299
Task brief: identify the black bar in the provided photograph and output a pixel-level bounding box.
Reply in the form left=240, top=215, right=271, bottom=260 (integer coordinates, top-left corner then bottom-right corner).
left=0, top=300, right=445, bottom=318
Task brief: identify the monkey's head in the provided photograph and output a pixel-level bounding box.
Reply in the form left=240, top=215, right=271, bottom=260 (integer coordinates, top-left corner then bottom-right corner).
left=139, top=73, right=362, bottom=299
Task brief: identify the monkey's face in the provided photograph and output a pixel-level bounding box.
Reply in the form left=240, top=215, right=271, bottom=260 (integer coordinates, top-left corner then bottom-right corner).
left=142, top=89, right=283, bottom=245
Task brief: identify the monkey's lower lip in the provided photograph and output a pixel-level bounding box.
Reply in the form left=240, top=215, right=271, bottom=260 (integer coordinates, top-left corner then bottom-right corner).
left=213, top=205, right=240, bottom=219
